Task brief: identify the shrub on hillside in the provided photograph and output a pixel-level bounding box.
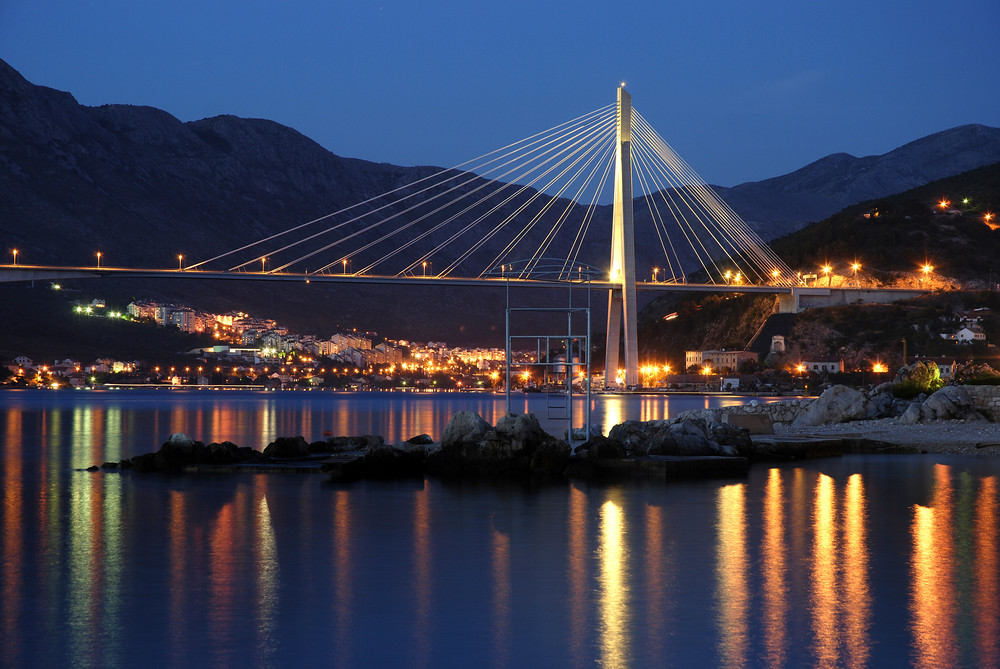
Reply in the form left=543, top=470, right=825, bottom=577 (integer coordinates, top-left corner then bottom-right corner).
left=952, top=361, right=1000, bottom=386
left=892, top=361, right=945, bottom=399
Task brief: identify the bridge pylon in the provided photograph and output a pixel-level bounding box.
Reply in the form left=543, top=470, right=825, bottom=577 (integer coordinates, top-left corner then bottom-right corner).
left=604, top=85, right=639, bottom=388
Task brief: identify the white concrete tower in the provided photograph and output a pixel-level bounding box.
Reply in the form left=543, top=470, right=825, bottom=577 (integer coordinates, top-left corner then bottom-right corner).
left=604, top=85, right=639, bottom=387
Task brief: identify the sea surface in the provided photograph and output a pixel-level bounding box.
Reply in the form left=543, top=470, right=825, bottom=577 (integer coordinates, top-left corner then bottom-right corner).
left=1, top=389, right=999, bottom=668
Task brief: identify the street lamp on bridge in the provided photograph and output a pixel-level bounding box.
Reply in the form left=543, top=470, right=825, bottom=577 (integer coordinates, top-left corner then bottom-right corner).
left=96, top=251, right=102, bottom=269
left=11, top=249, right=17, bottom=266
left=178, top=254, right=184, bottom=271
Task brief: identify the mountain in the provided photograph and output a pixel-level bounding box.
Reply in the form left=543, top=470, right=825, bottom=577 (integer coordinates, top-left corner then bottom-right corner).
left=715, top=124, right=1000, bottom=239
left=2, top=57, right=999, bottom=348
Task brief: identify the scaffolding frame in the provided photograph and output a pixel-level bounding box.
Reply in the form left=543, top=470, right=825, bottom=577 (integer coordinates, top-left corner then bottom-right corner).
left=495, top=260, right=601, bottom=446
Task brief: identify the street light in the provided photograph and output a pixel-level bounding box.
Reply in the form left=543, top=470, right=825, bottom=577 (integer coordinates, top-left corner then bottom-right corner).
left=822, top=264, right=832, bottom=286
left=342, top=259, right=348, bottom=274
left=652, top=267, right=659, bottom=282
left=11, top=249, right=17, bottom=266
left=422, top=261, right=427, bottom=277
left=178, top=254, right=184, bottom=271
left=96, top=251, right=102, bottom=268
left=261, top=257, right=266, bottom=272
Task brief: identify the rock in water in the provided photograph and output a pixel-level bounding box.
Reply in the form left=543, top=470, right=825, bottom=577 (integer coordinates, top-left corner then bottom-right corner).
left=440, top=411, right=491, bottom=449
left=263, top=435, right=309, bottom=458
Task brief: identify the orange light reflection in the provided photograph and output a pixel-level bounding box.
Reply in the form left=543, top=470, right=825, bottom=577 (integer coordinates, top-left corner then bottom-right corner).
left=761, top=468, right=787, bottom=667
left=911, top=464, right=957, bottom=667
left=715, top=483, right=749, bottom=668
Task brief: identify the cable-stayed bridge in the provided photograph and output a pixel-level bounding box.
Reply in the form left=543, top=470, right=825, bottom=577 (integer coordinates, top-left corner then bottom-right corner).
left=2, top=86, right=925, bottom=385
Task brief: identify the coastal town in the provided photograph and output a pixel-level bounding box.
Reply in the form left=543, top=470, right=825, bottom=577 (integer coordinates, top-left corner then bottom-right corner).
left=3, top=292, right=995, bottom=393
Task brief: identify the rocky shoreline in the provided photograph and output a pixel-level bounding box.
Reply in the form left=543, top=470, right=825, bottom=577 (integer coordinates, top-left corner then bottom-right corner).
left=88, top=382, right=1000, bottom=481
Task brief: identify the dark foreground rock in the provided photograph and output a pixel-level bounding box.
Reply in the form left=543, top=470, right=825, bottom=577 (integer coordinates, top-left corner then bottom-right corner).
left=94, top=413, right=770, bottom=482
left=427, top=412, right=571, bottom=477
left=127, top=433, right=268, bottom=473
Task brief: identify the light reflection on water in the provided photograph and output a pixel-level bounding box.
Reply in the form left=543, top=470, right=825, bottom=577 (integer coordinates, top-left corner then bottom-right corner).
left=3, top=392, right=1000, bottom=666
left=811, top=474, right=839, bottom=667
left=976, top=477, right=1000, bottom=666
left=598, top=494, right=630, bottom=669
left=843, top=473, right=871, bottom=668
left=715, top=483, right=749, bottom=668
left=0, top=389, right=772, bottom=469
left=761, top=468, right=787, bottom=668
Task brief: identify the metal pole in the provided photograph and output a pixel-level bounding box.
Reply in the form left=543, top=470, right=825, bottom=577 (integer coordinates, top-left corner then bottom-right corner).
left=566, top=280, right=572, bottom=443
left=586, top=277, right=592, bottom=440
left=505, top=274, right=511, bottom=414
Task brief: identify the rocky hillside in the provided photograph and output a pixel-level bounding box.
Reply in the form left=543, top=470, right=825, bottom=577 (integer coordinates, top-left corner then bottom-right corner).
left=716, top=124, right=1000, bottom=238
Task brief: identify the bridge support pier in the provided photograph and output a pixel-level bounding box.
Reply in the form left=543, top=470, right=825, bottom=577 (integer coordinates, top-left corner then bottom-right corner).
left=777, top=290, right=799, bottom=313
left=604, top=86, right=638, bottom=388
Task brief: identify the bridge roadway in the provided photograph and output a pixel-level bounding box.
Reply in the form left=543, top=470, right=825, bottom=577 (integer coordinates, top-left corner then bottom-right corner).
left=0, top=264, right=928, bottom=312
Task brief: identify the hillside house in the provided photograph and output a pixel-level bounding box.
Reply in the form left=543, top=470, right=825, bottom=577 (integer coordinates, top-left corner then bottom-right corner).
left=685, top=349, right=758, bottom=372
left=801, top=358, right=845, bottom=374
left=943, top=326, right=986, bottom=344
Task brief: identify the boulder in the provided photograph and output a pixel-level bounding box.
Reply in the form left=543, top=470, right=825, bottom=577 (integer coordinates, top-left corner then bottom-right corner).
left=607, top=420, right=655, bottom=454
left=865, top=388, right=895, bottom=419
left=406, top=434, right=434, bottom=445
left=494, top=413, right=546, bottom=452
left=910, top=385, right=987, bottom=423
left=669, top=418, right=709, bottom=440
left=126, top=438, right=265, bottom=472
left=899, top=402, right=923, bottom=425
left=364, top=442, right=426, bottom=478
left=792, top=385, right=871, bottom=426
left=707, top=422, right=752, bottom=456
left=440, top=411, right=491, bottom=449
left=529, top=436, right=572, bottom=475
left=167, top=432, right=196, bottom=450
left=263, top=435, right=310, bottom=458
left=649, top=427, right=736, bottom=457
left=429, top=412, right=569, bottom=476
left=320, top=434, right=384, bottom=453
left=578, top=435, right=627, bottom=458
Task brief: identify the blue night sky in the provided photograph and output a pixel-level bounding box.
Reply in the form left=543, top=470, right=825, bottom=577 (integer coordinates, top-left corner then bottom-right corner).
left=2, top=0, right=998, bottom=187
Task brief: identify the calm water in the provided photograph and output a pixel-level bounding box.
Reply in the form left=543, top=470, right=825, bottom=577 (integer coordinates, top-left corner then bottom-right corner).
left=2, top=389, right=999, bottom=668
